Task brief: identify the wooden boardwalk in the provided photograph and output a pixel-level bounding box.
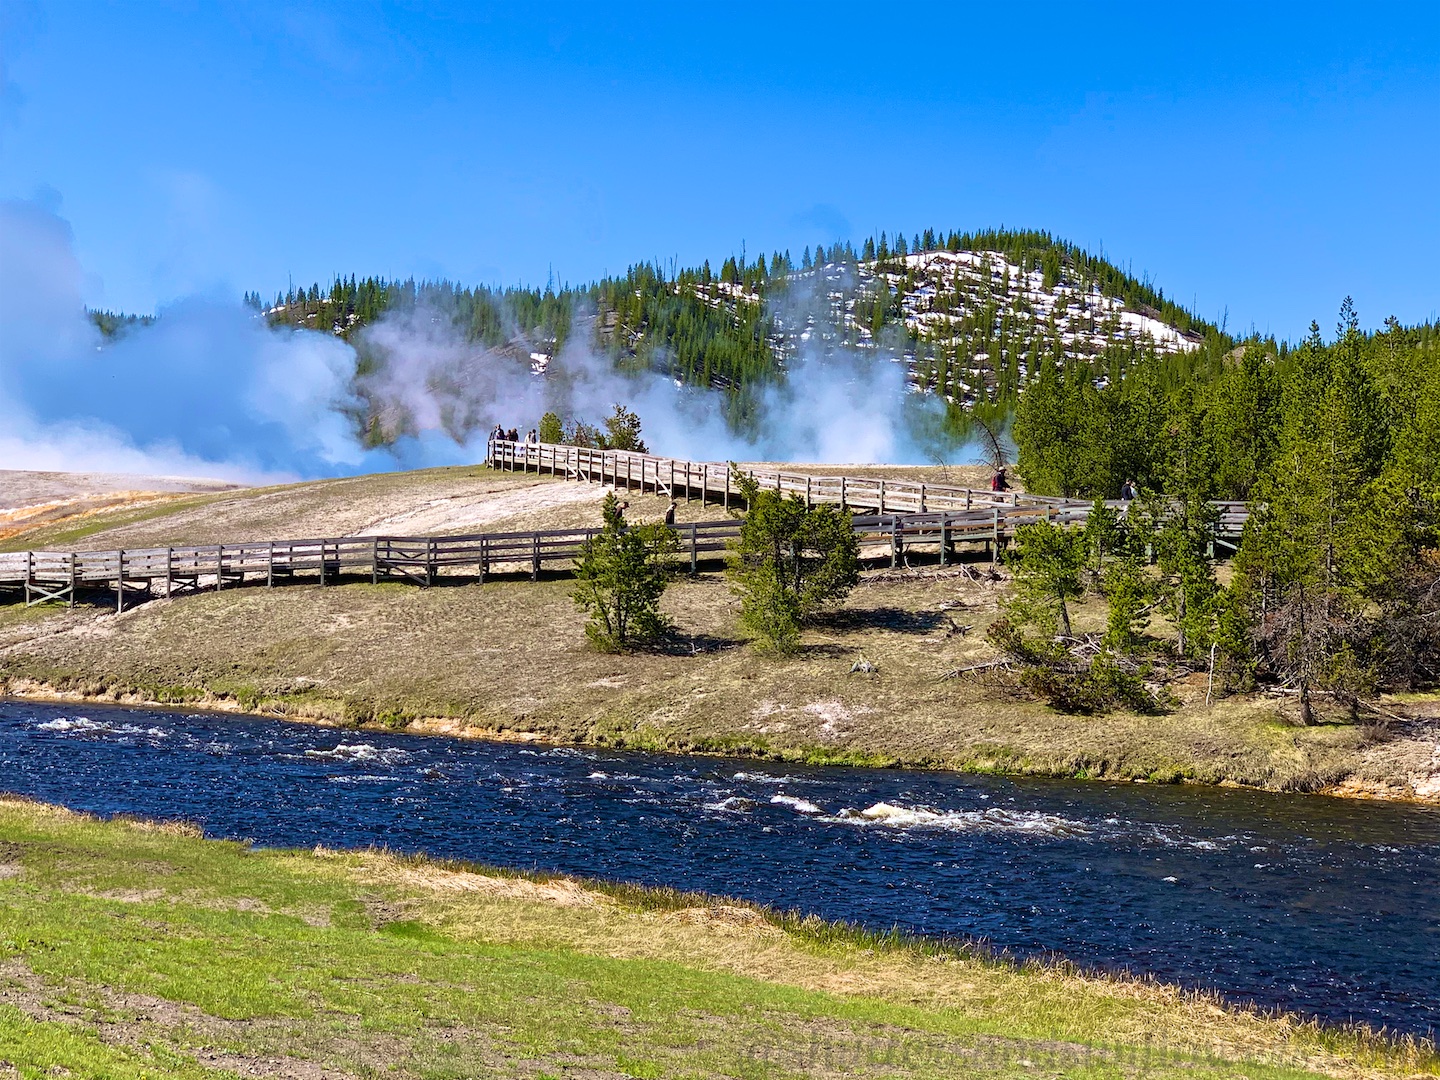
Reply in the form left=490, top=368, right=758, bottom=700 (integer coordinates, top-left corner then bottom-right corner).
left=486, top=439, right=1248, bottom=543
left=0, top=441, right=1247, bottom=611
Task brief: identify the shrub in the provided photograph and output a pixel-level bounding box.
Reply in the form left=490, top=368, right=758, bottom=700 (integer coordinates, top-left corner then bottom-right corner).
left=728, top=470, right=859, bottom=654
left=573, top=493, right=678, bottom=651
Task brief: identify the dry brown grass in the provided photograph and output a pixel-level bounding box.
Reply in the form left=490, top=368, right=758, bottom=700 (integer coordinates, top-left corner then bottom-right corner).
left=310, top=846, right=1432, bottom=1080
left=3, top=466, right=1436, bottom=798
left=5, top=557, right=1431, bottom=795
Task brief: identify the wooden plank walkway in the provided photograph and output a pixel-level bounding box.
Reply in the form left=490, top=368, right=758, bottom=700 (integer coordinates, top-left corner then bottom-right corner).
left=0, top=441, right=1248, bottom=611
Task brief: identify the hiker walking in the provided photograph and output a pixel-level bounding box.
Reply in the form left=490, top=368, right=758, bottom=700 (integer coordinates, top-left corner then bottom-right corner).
left=1120, top=478, right=1137, bottom=502
left=663, top=500, right=677, bottom=526
left=991, top=467, right=1009, bottom=493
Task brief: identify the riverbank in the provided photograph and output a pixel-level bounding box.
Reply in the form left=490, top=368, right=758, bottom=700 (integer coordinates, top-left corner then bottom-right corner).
left=0, top=794, right=1432, bottom=1078
left=2, top=464, right=1437, bottom=805
left=2, top=573, right=1438, bottom=805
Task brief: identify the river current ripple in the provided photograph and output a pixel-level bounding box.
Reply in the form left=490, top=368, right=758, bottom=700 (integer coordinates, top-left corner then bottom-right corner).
left=1, top=699, right=1437, bottom=1037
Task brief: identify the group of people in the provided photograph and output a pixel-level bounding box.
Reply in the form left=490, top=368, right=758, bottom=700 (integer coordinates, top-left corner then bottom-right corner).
left=489, top=424, right=536, bottom=445
left=611, top=498, right=678, bottom=527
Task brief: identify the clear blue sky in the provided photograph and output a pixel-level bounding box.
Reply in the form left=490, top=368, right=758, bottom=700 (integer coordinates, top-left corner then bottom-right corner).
left=2, top=1, right=1436, bottom=340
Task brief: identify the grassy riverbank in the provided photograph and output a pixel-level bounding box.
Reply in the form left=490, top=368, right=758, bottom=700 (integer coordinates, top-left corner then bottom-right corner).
left=2, top=573, right=1438, bottom=801
left=2, top=466, right=1437, bottom=801
left=0, top=796, right=1432, bottom=1079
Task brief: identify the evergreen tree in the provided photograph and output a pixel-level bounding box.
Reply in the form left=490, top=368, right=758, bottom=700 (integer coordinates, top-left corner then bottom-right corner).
left=599, top=404, right=649, bottom=453
left=728, top=471, right=860, bottom=653
left=1004, top=520, right=1088, bottom=637
left=572, top=493, right=679, bottom=651
left=538, top=412, right=564, bottom=444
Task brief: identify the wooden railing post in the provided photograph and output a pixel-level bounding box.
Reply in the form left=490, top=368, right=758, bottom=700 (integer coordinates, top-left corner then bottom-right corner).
left=919, top=483, right=927, bottom=513
left=724, top=469, right=731, bottom=512
left=69, top=553, right=77, bottom=608
left=318, top=542, right=326, bottom=587
left=116, top=549, right=125, bottom=613
left=165, top=548, right=173, bottom=596
left=267, top=541, right=275, bottom=587
left=371, top=537, right=379, bottom=584
left=890, top=517, right=899, bottom=568
left=878, top=480, right=886, bottom=514
left=531, top=535, right=540, bottom=582
left=689, top=523, right=698, bottom=576
left=216, top=545, right=225, bottom=590
left=479, top=537, right=488, bottom=583
left=940, top=520, right=949, bottom=566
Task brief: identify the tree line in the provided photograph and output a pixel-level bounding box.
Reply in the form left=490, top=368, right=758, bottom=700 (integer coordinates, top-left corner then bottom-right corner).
left=241, top=227, right=1226, bottom=451
left=1005, top=302, right=1440, bottom=719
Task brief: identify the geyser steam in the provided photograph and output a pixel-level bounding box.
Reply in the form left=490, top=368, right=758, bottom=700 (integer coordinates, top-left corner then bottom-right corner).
left=1, top=196, right=956, bottom=483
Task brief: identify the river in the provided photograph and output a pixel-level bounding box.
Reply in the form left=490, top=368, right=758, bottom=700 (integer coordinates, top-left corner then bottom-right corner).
left=1, top=699, right=1436, bottom=1037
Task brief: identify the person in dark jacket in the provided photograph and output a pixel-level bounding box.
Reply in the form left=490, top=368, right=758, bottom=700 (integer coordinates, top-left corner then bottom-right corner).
left=663, top=500, right=677, bottom=526
left=991, top=468, right=1009, bottom=492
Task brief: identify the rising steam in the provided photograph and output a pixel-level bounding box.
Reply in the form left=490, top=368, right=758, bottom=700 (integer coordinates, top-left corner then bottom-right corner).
left=1, top=196, right=962, bottom=484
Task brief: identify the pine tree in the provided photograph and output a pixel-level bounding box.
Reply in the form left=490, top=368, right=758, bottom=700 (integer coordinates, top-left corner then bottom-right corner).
left=1004, top=520, right=1088, bottom=638
left=728, top=471, right=860, bottom=653
left=573, top=494, right=679, bottom=651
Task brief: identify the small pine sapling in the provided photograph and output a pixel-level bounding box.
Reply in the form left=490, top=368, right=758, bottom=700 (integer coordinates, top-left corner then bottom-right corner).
left=572, top=493, right=679, bottom=652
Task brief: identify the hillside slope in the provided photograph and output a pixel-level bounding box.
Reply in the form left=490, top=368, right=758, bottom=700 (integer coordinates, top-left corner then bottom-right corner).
left=254, top=229, right=1225, bottom=448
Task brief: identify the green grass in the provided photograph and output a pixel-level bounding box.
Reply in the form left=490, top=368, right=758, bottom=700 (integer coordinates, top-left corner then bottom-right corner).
left=0, top=798, right=1432, bottom=1079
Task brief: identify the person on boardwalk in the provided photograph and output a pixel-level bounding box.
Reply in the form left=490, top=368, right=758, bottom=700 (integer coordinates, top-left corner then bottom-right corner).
left=991, top=467, right=1009, bottom=493
left=663, top=500, right=677, bottom=527
left=1120, top=478, right=1137, bottom=502
left=526, top=428, right=538, bottom=446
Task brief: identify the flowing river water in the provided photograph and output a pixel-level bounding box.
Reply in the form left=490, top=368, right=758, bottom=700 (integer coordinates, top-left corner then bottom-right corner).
left=1, top=699, right=1437, bottom=1037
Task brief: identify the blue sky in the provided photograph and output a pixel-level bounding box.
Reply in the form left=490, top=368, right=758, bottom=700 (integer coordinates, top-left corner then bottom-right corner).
left=2, top=1, right=1436, bottom=340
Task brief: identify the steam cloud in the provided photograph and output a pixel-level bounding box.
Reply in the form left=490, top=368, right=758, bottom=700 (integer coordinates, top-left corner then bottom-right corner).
left=1, top=195, right=956, bottom=485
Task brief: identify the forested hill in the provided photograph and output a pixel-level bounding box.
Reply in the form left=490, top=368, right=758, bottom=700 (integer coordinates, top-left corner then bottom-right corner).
left=254, top=228, right=1232, bottom=439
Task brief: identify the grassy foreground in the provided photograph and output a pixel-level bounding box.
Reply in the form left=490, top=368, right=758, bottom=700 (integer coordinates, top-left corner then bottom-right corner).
left=0, top=797, right=1432, bottom=1079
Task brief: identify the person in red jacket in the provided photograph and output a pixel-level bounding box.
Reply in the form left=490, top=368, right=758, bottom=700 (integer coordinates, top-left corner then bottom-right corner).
left=991, top=467, right=1009, bottom=492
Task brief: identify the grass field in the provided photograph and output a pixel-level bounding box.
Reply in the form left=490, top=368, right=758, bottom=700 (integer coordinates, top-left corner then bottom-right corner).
left=0, top=796, right=1431, bottom=1079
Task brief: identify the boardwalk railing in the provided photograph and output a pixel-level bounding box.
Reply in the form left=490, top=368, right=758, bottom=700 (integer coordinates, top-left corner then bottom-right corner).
left=486, top=438, right=1076, bottom=515
left=487, top=439, right=1250, bottom=545
left=0, top=505, right=1095, bottom=611
left=0, top=442, right=1249, bottom=611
